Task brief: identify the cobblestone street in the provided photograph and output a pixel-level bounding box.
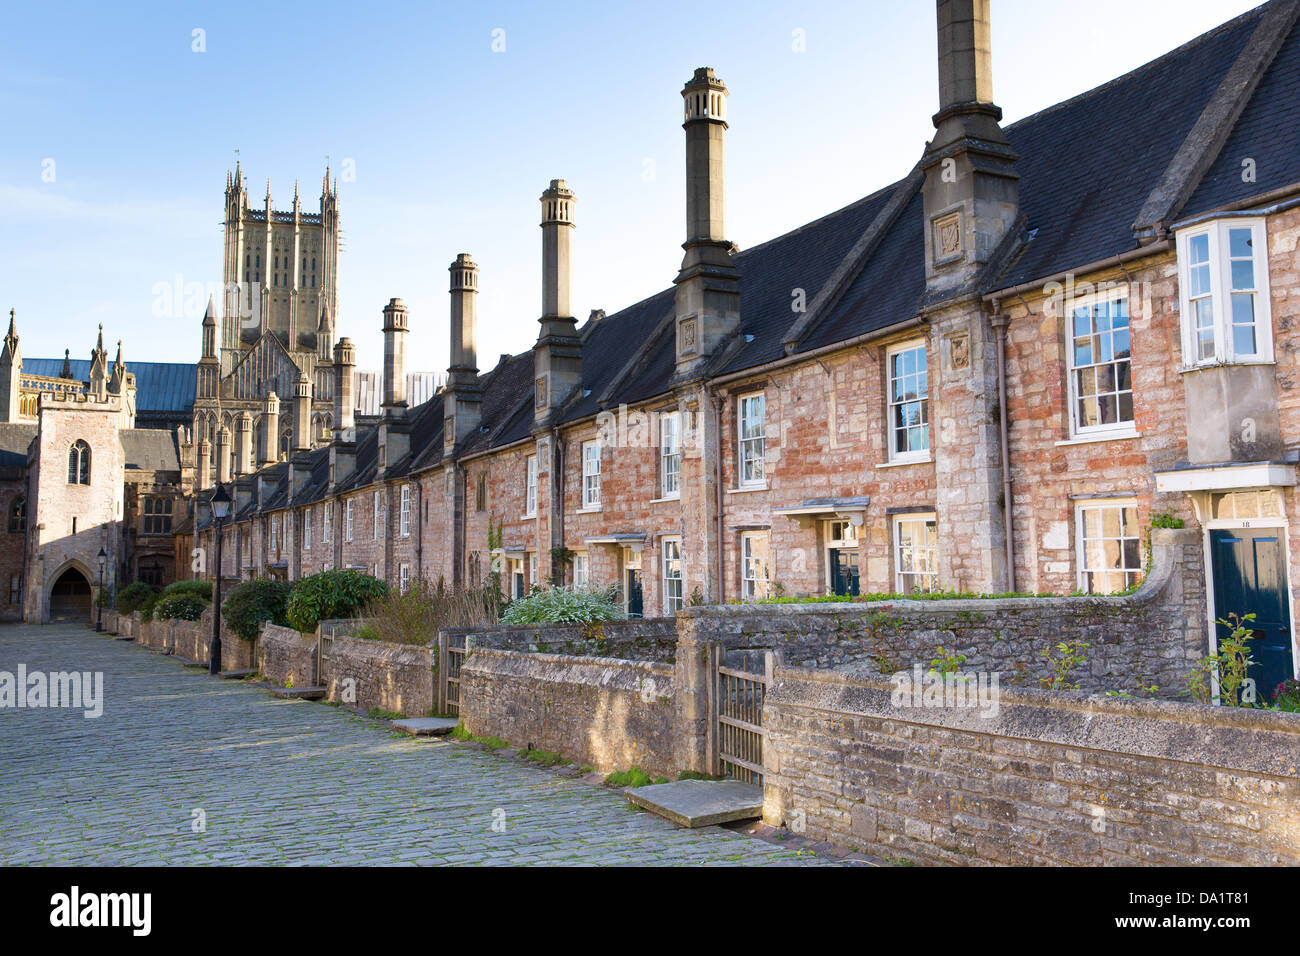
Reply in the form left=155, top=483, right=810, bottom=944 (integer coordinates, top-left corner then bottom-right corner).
left=0, top=623, right=835, bottom=866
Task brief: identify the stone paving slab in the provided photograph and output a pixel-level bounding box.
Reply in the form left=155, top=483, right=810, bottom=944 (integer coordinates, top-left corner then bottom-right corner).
left=625, top=780, right=764, bottom=827
left=0, top=622, right=840, bottom=867
left=392, top=717, right=459, bottom=737
left=268, top=685, right=327, bottom=700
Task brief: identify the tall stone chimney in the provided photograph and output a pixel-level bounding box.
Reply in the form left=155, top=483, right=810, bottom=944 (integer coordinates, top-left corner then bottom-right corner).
left=672, top=68, right=740, bottom=379
left=921, top=0, right=1019, bottom=297
left=197, top=435, right=212, bottom=490
left=333, top=336, right=356, bottom=438
left=235, top=411, right=254, bottom=475
left=292, top=372, right=313, bottom=452
left=444, top=253, right=483, bottom=450
left=533, top=181, right=582, bottom=423
left=215, top=425, right=232, bottom=483
left=381, top=298, right=409, bottom=419
left=261, top=391, right=280, bottom=466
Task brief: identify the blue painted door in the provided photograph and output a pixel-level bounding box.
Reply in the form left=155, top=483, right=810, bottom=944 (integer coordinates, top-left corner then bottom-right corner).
left=1210, top=529, right=1294, bottom=703
left=830, top=549, right=860, bottom=597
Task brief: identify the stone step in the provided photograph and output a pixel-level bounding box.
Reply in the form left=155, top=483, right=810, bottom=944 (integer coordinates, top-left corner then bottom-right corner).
left=218, top=669, right=255, bottom=680
left=624, top=779, right=764, bottom=828
left=269, top=685, right=327, bottom=700
left=391, top=717, right=459, bottom=737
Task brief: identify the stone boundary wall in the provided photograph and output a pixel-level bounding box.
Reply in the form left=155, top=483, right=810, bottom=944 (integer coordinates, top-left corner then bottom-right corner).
left=762, top=665, right=1300, bottom=866
left=442, top=618, right=678, bottom=663
left=460, top=648, right=678, bottom=778
left=259, top=624, right=318, bottom=688
left=169, top=620, right=208, bottom=664
left=325, top=637, right=434, bottom=716
left=135, top=616, right=166, bottom=650
left=677, top=529, right=1204, bottom=698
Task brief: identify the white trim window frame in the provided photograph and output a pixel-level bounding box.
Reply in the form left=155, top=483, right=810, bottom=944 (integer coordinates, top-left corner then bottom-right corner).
left=887, top=341, right=930, bottom=462
left=573, top=552, right=589, bottom=588
left=322, top=503, right=331, bottom=544
left=824, top=519, right=858, bottom=594
left=269, top=515, right=278, bottom=554
left=1067, top=289, right=1134, bottom=437
left=398, top=563, right=411, bottom=595
left=302, top=508, right=311, bottom=551
left=582, top=440, right=602, bottom=509
left=660, top=411, right=681, bottom=499
left=399, top=484, right=411, bottom=537
left=740, top=531, right=770, bottom=600
left=373, top=490, right=381, bottom=539
left=525, top=454, right=538, bottom=517
left=344, top=498, right=354, bottom=542
left=662, top=536, right=684, bottom=613
left=893, top=513, right=938, bottom=594
left=1176, top=218, right=1272, bottom=367
left=1075, top=499, right=1142, bottom=594
left=738, top=392, right=765, bottom=487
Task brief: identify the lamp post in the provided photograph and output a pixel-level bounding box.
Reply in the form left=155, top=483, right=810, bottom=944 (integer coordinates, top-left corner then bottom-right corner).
left=96, top=547, right=106, bottom=632
left=209, top=483, right=232, bottom=675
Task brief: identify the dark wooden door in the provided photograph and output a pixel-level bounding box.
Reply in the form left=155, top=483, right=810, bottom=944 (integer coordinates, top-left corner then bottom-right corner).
left=1210, top=529, right=1294, bottom=702
left=830, top=549, right=860, bottom=597
left=626, top=569, right=643, bottom=619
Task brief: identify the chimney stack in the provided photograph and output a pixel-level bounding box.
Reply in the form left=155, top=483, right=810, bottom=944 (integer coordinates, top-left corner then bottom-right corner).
left=533, top=181, right=582, bottom=423
left=292, top=372, right=313, bottom=452
left=381, top=298, right=409, bottom=419
left=922, top=0, right=1018, bottom=294
left=215, top=425, right=232, bottom=483
left=672, top=68, right=740, bottom=379
left=197, top=435, right=212, bottom=490
left=261, top=391, right=280, bottom=465
left=235, top=411, right=254, bottom=475
left=333, top=337, right=355, bottom=438
left=444, top=253, right=483, bottom=450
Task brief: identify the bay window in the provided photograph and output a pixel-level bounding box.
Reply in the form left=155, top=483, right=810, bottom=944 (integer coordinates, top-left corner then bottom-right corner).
left=1176, top=218, right=1271, bottom=366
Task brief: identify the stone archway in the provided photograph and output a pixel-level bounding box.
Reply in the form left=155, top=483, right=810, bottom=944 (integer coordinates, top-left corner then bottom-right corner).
left=49, top=566, right=92, bottom=622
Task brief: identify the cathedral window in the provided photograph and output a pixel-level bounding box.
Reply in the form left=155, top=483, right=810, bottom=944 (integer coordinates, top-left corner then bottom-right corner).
left=68, top=440, right=91, bottom=485
left=7, top=495, right=24, bottom=533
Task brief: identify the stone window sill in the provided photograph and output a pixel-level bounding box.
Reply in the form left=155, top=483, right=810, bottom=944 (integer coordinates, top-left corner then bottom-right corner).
left=575, top=506, right=602, bottom=515
left=649, top=496, right=681, bottom=505
left=877, top=456, right=932, bottom=469
left=728, top=484, right=768, bottom=494
left=1055, top=429, right=1139, bottom=447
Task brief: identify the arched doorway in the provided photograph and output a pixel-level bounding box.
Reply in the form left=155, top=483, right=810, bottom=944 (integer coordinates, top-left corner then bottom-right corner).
left=49, top=567, right=92, bottom=622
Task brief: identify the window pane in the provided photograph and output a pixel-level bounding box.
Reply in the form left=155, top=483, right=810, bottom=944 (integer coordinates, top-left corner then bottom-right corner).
left=1228, top=227, right=1252, bottom=258
left=1230, top=259, right=1255, bottom=291
left=1189, top=233, right=1210, bottom=263
left=1190, top=263, right=1211, bottom=298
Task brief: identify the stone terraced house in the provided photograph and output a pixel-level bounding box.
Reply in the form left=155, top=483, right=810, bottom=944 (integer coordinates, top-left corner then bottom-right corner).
left=192, top=0, right=1300, bottom=695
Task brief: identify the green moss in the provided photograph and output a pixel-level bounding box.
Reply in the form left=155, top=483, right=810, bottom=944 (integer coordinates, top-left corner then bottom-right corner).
left=677, top=770, right=726, bottom=781
left=523, top=747, right=566, bottom=767
left=604, top=767, right=653, bottom=788
left=367, top=708, right=403, bottom=720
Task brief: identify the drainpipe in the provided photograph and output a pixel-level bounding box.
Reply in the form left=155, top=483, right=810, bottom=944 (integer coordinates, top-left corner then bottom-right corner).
left=709, top=386, right=725, bottom=604
left=415, top=479, right=423, bottom=584
left=551, top=426, right=564, bottom=585
left=990, top=302, right=1015, bottom=592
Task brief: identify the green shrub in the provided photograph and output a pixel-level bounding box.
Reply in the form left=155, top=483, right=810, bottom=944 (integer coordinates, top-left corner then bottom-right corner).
left=355, top=579, right=501, bottom=645
left=1271, top=678, right=1300, bottom=712
left=152, top=593, right=208, bottom=622
left=604, top=767, right=652, bottom=788
left=115, top=582, right=157, bottom=614
left=139, top=591, right=163, bottom=622
left=285, top=569, right=387, bottom=633
left=501, top=585, right=623, bottom=625
left=221, top=578, right=291, bottom=642
left=162, top=579, right=213, bottom=602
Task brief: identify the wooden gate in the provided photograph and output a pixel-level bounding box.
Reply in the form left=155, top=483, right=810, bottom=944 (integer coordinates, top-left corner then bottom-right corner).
left=437, top=634, right=474, bottom=716
left=713, top=648, right=776, bottom=785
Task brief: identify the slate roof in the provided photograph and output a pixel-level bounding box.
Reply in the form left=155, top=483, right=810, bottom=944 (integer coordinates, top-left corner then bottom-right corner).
left=120, top=429, right=180, bottom=472
left=24, top=358, right=196, bottom=415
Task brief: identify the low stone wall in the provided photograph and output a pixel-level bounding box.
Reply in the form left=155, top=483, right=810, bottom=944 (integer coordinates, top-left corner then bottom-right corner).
left=762, top=665, right=1300, bottom=866
left=442, top=618, right=678, bottom=663
left=115, top=612, right=136, bottom=640
left=258, top=624, right=318, bottom=688
left=135, top=617, right=167, bottom=650
left=677, top=528, right=1205, bottom=698
left=325, top=636, right=434, bottom=716
left=169, top=620, right=209, bottom=664
left=460, top=648, right=678, bottom=778
left=196, top=606, right=255, bottom=672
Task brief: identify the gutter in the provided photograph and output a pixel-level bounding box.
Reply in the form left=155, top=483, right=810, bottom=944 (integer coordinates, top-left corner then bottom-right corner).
left=709, top=386, right=725, bottom=604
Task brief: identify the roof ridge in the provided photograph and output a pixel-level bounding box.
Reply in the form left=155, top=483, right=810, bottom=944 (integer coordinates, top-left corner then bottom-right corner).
left=1003, top=2, right=1268, bottom=134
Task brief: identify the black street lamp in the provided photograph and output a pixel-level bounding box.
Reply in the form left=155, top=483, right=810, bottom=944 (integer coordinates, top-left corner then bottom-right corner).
left=96, top=547, right=106, bottom=632
left=209, top=483, right=232, bottom=675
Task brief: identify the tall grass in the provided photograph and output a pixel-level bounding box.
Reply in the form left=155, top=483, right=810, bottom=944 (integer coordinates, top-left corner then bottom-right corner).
left=355, top=579, right=502, bottom=645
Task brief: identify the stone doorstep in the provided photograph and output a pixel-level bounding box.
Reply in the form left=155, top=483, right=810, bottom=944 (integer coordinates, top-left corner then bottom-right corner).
left=268, top=685, right=327, bottom=700
left=174, top=657, right=209, bottom=669
left=112, top=635, right=134, bottom=642
left=624, top=780, right=764, bottom=829
left=390, top=717, right=459, bottom=737
left=217, top=669, right=255, bottom=680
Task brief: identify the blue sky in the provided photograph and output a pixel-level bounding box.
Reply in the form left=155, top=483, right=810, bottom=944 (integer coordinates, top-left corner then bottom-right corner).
left=0, top=0, right=1262, bottom=376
